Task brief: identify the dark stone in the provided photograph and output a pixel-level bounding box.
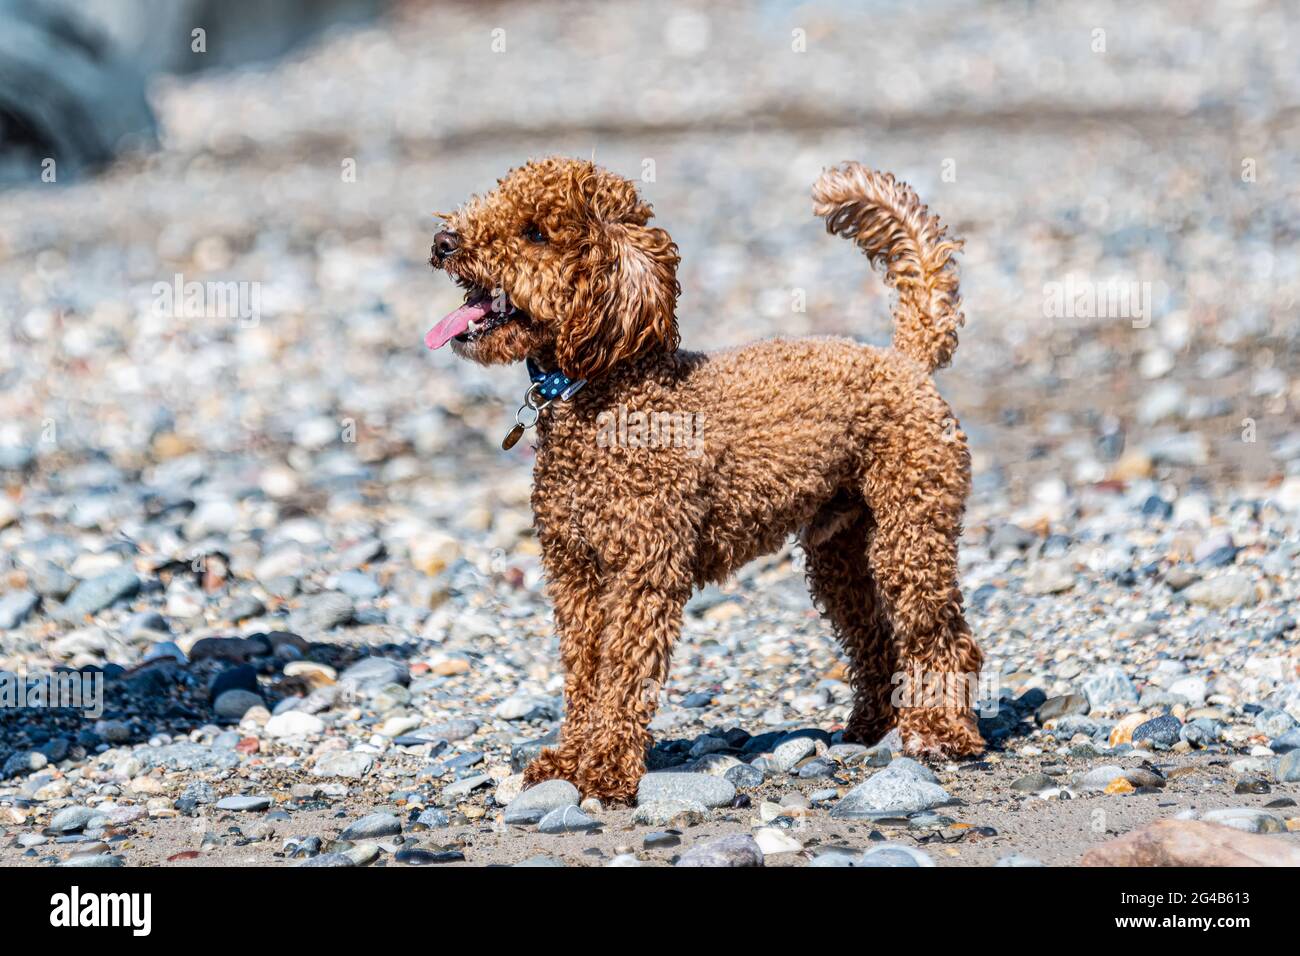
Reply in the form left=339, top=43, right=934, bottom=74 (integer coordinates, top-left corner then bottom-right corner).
left=1140, top=495, right=1173, bottom=520
left=395, top=847, right=463, bottom=865
left=208, top=663, right=259, bottom=702
left=0, top=0, right=157, bottom=185
left=1015, top=688, right=1047, bottom=712
left=1132, top=715, right=1181, bottom=749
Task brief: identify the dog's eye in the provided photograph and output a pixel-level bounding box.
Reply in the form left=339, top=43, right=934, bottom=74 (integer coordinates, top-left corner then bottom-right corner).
left=522, top=223, right=547, bottom=244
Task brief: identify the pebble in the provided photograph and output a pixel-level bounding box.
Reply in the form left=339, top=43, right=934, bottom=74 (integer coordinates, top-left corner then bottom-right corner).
left=0, top=590, right=40, bottom=629
left=643, top=831, right=682, bottom=849
left=1184, top=574, right=1257, bottom=609
left=1132, top=715, right=1182, bottom=749
left=339, top=812, right=402, bottom=841
left=723, top=763, right=765, bottom=789
left=312, top=751, right=375, bottom=779
left=637, top=772, right=736, bottom=808
left=1025, top=560, right=1076, bottom=595
left=395, top=847, right=462, bottom=865
left=263, top=711, right=326, bottom=738
left=415, top=808, right=450, bottom=827
left=59, top=567, right=140, bottom=619
left=1037, top=693, right=1089, bottom=722
left=1201, top=808, right=1285, bottom=834
left=26, top=560, right=76, bottom=600
left=1275, top=751, right=1300, bottom=783
left=1255, top=709, right=1296, bottom=738
left=831, top=762, right=951, bottom=817
left=50, top=806, right=96, bottom=832
left=753, top=827, right=802, bottom=855
left=537, top=805, right=598, bottom=834
left=632, top=799, right=707, bottom=827
left=213, top=689, right=263, bottom=720
left=288, top=592, right=354, bottom=632
left=1272, top=729, right=1300, bottom=754
left=771, top=736, right=817, bottom=771
left=1081, top=666, right=1140, bottom=713
left=441, top=773, right=492, bottom=800
left=215, top=795, right=271, bottom=812
left=858, top=844, right=936, bottom=867
left=1181, top=718, right=1225, bottom=748
left=338, top=657, right=409, bottom=690
left=675, top=834, right=763, bottom=867
left=1077, top=765, right=1165, bottom=791
left=1010, top=773, right=1055, bottom=793
left=58, top=854, right=126, bottom=868
left=503, top=779, right=581, bottom=825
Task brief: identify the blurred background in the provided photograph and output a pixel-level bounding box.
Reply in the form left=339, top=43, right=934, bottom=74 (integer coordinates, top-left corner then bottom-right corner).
left=0, top=0, right=1298, bottom=581
left=2, top=0, right=1298, bottom=508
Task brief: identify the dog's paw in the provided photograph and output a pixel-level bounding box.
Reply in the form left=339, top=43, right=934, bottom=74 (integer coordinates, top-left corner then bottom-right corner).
left=522, top=748, right=579, bottom=787
left=577, top=774, right=639, bottom=806
left=574, top=752, right=644, bottom=805
left=898, top=710, right=985, bottom=759
left=840, top=715, right=897, bottom=747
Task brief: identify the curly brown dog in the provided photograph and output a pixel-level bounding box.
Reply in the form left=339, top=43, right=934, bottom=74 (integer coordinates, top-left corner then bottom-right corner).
left=426, top=157, right=984, bottom=802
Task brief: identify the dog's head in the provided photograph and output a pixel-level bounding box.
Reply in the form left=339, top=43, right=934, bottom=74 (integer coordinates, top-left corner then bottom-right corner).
left=426, top=157, right=680, bottom=380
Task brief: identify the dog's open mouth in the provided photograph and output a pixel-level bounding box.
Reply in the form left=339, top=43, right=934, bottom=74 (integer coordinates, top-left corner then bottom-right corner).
left=424, top=285, right=528, bottom=350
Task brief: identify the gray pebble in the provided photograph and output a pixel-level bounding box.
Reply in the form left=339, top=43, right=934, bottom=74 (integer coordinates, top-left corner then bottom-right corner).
left=676, top=833, right=763, bottom=867
left=50, top=806, right=95, bottom=832
left=637, top=772, right=736, bottom=808
left=59, top=567, right=140, bottom=619
left=503, top=779, right=581, bottom=824
left=830, top=763, right=950, bottom=817
left=312, top=751, right=375, bottom=779
left=213, top=689, right=263, bottom=720
left=215, top=795, right=271, bottom=812
left=1201, top=808, right=1284, bottom=834
left=339, top=811, right=402, bottom=841
left=0, top=590, right=39, bottom=629
left=537, top=804, right=598, bottom=833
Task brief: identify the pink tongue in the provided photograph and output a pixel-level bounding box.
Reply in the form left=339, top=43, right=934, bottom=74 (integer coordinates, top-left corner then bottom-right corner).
left=425, top=298, right=494, bottom=350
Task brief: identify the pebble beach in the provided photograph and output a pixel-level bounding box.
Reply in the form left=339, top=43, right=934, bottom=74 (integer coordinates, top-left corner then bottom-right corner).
left=1, top=0, right=1299, bottom=867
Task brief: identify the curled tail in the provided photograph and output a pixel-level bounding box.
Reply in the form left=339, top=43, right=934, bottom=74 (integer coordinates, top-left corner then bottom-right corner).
left=812, top=162, right=964, bottom=372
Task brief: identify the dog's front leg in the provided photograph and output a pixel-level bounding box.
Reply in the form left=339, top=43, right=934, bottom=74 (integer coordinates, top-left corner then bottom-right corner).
left=523, top=548, right=605, bottom=788
left=575, top=571, right=690, bottom=804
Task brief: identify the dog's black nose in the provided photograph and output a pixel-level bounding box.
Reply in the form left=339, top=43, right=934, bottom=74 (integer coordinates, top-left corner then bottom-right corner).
left=432, top=230, right=460, bottom=262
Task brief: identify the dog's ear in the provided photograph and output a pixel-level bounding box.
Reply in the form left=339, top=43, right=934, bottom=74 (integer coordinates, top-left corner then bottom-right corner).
left=555, top=219, right=680, bottom=381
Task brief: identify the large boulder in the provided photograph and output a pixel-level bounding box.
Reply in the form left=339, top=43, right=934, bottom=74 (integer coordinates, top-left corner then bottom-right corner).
left=1081, top=819, right=1300, bottom=867
left=0, top=0, right=155, bottom=183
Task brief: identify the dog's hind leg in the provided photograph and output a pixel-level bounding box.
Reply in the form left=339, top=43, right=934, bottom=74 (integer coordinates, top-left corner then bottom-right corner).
left=802, top=504, right=898, bottom=746
left=861, top=409, right=985, bottom=758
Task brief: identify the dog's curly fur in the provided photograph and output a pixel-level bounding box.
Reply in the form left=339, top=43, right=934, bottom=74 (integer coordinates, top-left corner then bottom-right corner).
left=430, top=157, right=984, bottom=802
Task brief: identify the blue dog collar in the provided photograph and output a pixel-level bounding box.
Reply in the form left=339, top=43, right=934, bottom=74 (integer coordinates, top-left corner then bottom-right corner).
left=503, top=359, right=587, bottom=449
left=526, top=356, right=586, bottom=402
